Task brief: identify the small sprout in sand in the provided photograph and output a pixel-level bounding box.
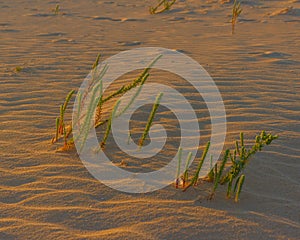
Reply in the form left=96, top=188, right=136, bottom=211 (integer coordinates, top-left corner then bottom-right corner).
left=150, top=0, right=177, bottom=14
left=139, top=92, right=163, bottom=147
left=53, top=4, right=60, bottom=15
left=15, top=66, right=23, bottom=73
left=232, top=0, right=242, bottom=34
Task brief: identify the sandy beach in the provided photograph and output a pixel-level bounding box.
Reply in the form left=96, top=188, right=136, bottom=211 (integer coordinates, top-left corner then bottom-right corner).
left=0, top=0, right=299, bottom=239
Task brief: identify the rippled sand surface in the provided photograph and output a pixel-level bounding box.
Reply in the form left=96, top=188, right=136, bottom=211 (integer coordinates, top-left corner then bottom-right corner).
left=0, top=0, right=299, bottom=239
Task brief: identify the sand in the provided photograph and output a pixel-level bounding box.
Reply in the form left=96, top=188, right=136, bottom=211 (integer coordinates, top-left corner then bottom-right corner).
left=0, top=0, right=299, bottom=239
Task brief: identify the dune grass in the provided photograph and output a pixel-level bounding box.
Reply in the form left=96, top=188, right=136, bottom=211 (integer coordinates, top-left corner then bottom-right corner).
left=51, top=53, right=278, bottom=203
left=179, top=131, right=277, bottom=202
left=53, top=4, right=60, bottom=15
left=51, top=89, right=75, bottom=150
left=182, top=152, right=193, bottom=188
left=139, top=92, right=163, bottom=147
left=150, top=0, right=177, bottom=14
left=52, top=54, right=161, bottom=151
left=175, top=147, right=183, bottom=188
left=232, top=0, right=242, bottom=34
left=183, top=141, right=210, bottom=192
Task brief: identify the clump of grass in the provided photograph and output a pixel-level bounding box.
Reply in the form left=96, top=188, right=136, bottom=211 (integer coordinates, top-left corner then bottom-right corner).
left=220, top=131, right=278, bottom=201
left=150, top=0, right=177, bottom=14
left=231, top=0, right=242, bottom=34
left=138, top=92, right=163, bottom=147
left=52, top=53, right=162, bottom=151
left=182, top=131, right=277, bottom=203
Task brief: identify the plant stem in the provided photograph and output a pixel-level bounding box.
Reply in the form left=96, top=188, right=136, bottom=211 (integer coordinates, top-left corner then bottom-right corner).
left=139, top=92, right=163, bottom=147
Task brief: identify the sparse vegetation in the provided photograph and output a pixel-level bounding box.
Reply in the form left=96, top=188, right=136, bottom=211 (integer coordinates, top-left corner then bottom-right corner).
left=150, top=0, right=177, bottom=14
left=51, top=89, right=75, bottom=150
left=232, top=0, right=242, bottom=34
left=51, top=53, right=277, bottom=203
left=15, top=66, right=23, bottom=73
left=179, top=131, right=278, bottom=202
left=138, top=92, right=163, bottom=147
left=52, top=54, right=161, bottom=150
left=53, top=4, right=60, bottom=15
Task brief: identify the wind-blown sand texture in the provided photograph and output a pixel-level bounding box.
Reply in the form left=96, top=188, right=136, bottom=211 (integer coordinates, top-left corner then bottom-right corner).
left=0, top=0, right=299, bottom=239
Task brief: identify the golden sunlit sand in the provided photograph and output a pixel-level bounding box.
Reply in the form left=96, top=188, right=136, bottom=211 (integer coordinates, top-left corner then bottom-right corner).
left=0, top=0, right=299, bottom=239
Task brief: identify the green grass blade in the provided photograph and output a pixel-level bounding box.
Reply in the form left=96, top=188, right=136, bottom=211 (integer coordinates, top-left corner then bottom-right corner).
left=212, top=149, right=229, bottom=194
left=234, top=174, right=245, bottom=202
left=183, top=141, right=210, bottom=191
left=101, top=99, right=121, bottom=148
left=139, top=92, right=163, bottom=147
left=183, top=152, right=193, bottom=187
left=175, top=147, right=182, bottom=188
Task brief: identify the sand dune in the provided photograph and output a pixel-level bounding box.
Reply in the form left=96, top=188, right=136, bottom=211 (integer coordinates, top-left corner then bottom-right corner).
left=0, top=0, right=299, bottom=239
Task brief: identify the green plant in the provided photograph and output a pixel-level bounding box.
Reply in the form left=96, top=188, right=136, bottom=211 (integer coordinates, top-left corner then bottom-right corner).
left=182, top=131, right=277, bottom=203
left=51, top=89, right=75, bottom=150
left=150, top=0, right=177, bottom=14
left=220, top=131, right=278, bottom=199
left=15, top=66, right=23, bottom=73
left=183, top=141, right=210, bottom=191
left=52, top=53, right=162, bottom=151
left=139, top=92, right=163, bottom=147
left=234, top=174, right=245, bottom=202
left=95, top=55, right=161, bottom=128
left=208, top=149, right=230, bottom=200
left=115, top=73, right=150, bottom=118
left=100, top=100, right=121, bottom=148
left=206, top=155, right=216, bottom=182
left=175, top=147, right=183, bottom=188
left=53, top=4, right=60, bottom=15
left=232, top=0, right=242, bottom=34
left=77, top=81, right=103, bottom=152
left=182, top=152, right=193, bottom=188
